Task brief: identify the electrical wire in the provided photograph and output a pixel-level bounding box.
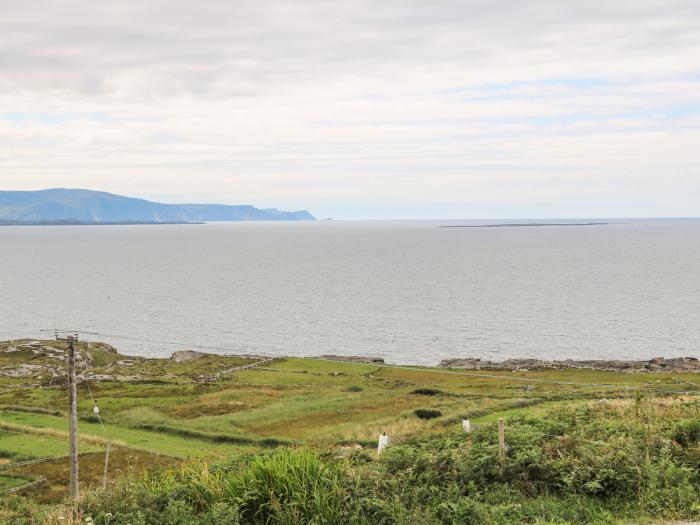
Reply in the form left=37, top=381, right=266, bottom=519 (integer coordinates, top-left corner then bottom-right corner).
left=30, top=327, right=700, bottom=397
left=77, top=341, right=106, bottom=433
left=41, top=328, right=263, bottom=357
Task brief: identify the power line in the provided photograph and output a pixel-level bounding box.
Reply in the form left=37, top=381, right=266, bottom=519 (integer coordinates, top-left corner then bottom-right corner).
left=30, top=328, right=700, bottom=397
left=40, top=328, right=262, bottom=357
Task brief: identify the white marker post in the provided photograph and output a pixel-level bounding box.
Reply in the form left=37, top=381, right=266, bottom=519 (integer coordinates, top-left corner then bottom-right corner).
left=377, top=432, right=389, bottom=454
left=462, top=419, right=471, bottom=433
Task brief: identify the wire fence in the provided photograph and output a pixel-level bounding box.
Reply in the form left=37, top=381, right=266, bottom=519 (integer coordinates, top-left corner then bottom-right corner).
left=0, top=476, right=47, bottom=495
left=0, top=451, right=104, bottom=471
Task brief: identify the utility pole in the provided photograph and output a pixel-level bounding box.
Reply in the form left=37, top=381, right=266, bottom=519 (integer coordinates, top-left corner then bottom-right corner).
left=56, top=331, right=80, bottom=500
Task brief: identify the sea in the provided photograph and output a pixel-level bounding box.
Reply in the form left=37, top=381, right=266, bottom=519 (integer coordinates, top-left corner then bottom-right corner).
left=1, top=219, right=698, bottom=365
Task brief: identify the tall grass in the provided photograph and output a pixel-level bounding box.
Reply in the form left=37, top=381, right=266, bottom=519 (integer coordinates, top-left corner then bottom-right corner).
left=231, top=449, right=348, bottom=523
left=72, top=449, right=353, bottom=524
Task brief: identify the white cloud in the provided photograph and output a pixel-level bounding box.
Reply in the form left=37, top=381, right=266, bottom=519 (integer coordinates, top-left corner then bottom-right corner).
left=0, top=0, right=699, bottom=217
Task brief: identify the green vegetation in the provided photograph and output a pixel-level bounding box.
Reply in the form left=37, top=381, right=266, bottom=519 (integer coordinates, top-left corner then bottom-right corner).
left=20, top=397, right=700, bottom=525
left=1, top=340, right=700, bottom=523
left=0, top=430, right=100, bottom=463
left=413, top=408, right=442, bottom=420
left=0, top=473, right=32, bottom=492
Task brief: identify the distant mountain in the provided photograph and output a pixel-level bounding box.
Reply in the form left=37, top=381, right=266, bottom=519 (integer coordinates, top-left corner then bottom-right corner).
left=0, top=189, right=315, bottom=223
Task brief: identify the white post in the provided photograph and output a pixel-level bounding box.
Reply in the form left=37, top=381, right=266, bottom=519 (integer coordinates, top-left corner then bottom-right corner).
left=377, top=432, right=389, bottom=454
left=462, top=419, right=471, bottom=433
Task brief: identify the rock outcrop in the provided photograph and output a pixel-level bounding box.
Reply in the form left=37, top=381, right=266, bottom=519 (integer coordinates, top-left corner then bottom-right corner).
left=319, top=355, right=385, bottom=364
left=439, top=357, right=700, bottom=373
left=171, top=350, right=209, bottom=363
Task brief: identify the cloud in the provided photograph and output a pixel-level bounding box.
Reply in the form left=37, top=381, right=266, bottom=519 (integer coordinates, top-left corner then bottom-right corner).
left=0, top=0, right=699, bottom=217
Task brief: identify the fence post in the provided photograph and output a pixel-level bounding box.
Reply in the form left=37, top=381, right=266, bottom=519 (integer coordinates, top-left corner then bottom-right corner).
left=498, top=418, right=505, bottom=471
left=102, top=442, right=111, bottom=489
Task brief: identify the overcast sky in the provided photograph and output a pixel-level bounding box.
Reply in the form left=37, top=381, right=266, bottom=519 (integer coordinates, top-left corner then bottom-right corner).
left=1, top=1, right=699, bottom=218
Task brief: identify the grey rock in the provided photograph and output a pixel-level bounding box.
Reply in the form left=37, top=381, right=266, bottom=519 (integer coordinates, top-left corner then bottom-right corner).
left=439, top=356, right=700, bottom=373
left=171, top=350, right=208, bottom=363
left=319, top=355, right=385, bottom=364
left=0, top=364, right=45, bottom=377
left=109, top=359, right=137, bottom=367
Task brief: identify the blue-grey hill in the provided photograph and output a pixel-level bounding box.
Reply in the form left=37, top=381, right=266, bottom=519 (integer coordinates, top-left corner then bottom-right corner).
left=0, top=188, right=315, bottom=223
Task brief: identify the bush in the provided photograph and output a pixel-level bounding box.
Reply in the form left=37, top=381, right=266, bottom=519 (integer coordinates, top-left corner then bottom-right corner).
left=411, top=388, right=443, bottom=396
left=414, top=409, right=442, bottom=420
left=672, top=419, right=700, bottom=448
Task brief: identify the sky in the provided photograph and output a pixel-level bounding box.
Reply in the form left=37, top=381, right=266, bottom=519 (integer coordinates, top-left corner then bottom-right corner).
left=1, top=0, right=699, bottom=219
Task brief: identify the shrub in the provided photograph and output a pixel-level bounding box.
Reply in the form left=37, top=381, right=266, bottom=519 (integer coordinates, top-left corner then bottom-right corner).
left=672, top=419, right=700, bottom=448
left=411, top=388, right=443, bottom=396
left=414, top=409, right=442, bottom=420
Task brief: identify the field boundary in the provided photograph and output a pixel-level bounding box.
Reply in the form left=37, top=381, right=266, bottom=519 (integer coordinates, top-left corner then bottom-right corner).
left=306, top=357, right=700, bottom=395
left=0, top=451, right=103, bottom=471
left=124, top=446, right=185, bottom=460
left=208, top=356, right=280, bottom=380
left=0, top=476, right=47, bottom=495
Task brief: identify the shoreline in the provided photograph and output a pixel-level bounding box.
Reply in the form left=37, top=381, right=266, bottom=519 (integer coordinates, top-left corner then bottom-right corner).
left=438, top=356, right=700, bottom=373
left=2, top=340, right=699, bottom=375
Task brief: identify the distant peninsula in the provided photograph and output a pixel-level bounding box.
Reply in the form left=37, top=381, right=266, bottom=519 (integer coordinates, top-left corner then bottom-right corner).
left=0, top=188, right=315, bottom=224
left=439, top=222, right=610, bottom=228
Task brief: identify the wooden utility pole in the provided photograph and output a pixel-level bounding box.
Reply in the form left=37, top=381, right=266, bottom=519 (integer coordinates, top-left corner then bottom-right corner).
left=56, top=331, right=80, bottom=500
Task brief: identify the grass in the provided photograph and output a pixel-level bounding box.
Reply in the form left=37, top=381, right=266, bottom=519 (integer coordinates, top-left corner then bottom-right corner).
left=0, top=430, right=100, bottom=463
left=30, top=396, right=700, bottom=525
left=0, top=473, right=33, bottom=491
left=0, top=411, right=242, bottom=458
left=5, top=448, right=178, bottom=503
left=2, top=339, right=700, bottom=517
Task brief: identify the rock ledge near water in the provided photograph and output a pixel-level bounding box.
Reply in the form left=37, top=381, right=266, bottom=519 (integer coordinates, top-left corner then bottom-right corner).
left=318, top=355, right=385, bottom=364
left=439, top=356, right=700, bottom=373
left=170, top=350, right=209, bottom=363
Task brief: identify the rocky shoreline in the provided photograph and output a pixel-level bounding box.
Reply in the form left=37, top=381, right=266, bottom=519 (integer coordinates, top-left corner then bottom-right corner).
left=3, top=340, right=699, bottom=377
left=439, top=356, right=700, bottom=373
left=318, top=355, right=385, bottom=364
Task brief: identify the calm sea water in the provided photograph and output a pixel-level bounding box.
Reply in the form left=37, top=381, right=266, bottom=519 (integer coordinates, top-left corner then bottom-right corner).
left=1, top=220, right=698, bottom=365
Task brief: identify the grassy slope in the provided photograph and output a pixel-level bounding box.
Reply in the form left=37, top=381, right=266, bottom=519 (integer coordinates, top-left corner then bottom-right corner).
left=2, top=340, right=700, bottom=509
left=0, top=430, right=101, bottom=462
left=36, top=397, right=700, bottom=525
left=0, top=412, right=241, bottom=458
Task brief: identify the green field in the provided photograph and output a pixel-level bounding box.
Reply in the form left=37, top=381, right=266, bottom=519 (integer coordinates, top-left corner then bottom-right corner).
left=1, top=340, right=700, bottom=523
